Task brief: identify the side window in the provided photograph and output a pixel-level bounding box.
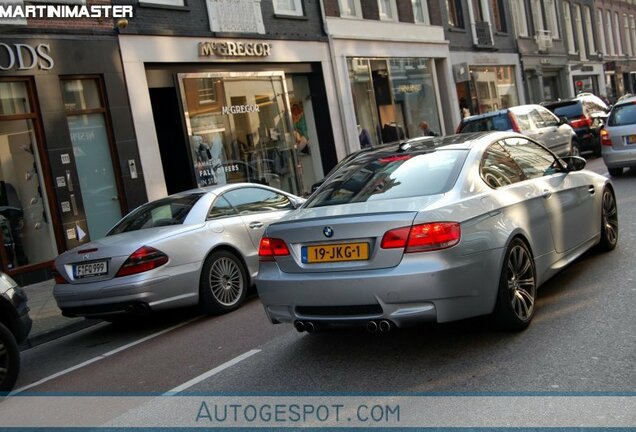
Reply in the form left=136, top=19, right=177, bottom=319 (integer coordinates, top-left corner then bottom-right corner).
left=514, top=113, right=532, bottom=130
left=223, top=187, right=294, bottom=214
left=538, top=107, right=559, bottom=126
left=503, top=137, right=559, bottom=179
left=529, top=109, right=547, bottom=128
left=207, top=196, right=237, bottom=220
left=480, top=142, right=526, bottom=188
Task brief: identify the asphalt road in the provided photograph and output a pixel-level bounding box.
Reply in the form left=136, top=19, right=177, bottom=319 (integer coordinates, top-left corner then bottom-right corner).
left=13, top=156, right=636, bottom=396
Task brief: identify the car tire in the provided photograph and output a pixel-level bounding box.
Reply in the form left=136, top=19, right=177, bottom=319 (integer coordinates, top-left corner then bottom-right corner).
left=608, top=167, right=623, bottom=177
left=0, top=321, right=20, bottom=392
left=199, top=250, right=248, bottom=315
left=597, top=187, right=618, bottom=252
left=491, top=238, right=537, bottom=332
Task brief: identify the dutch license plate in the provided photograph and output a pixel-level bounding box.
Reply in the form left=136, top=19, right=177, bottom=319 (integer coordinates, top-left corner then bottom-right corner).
left=301, top=242, right=369, bottom=263
left=628, top=135, right=636, bottom=144
left=74, top=261, right=108, bottom=278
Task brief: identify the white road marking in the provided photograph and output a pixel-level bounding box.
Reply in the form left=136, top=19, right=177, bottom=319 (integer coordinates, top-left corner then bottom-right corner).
left=10, top=317, right=201, bottom=395
left=164, top=349, right=261, bottom=395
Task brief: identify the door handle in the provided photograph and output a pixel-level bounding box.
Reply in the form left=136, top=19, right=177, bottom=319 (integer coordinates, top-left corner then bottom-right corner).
left=542, top=189, right=552, bottom=199
left=588, top=185, right=595, bottom=194
left=249, top=221, right=264, bottom=229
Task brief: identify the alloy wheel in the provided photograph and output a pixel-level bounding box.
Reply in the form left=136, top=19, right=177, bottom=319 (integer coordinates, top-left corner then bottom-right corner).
left=208, top=257, right=244, bottom=307
left=602, top=189, right=618, bottom=246
left=506, top=245, right=536, bottom=321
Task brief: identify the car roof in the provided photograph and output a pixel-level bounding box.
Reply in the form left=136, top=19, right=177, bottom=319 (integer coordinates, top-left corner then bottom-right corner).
left=613, top=95, right=636, bottom=107
left=168, top=182, right=279, bottom=198
left=462, top=104, right=545, bottom=121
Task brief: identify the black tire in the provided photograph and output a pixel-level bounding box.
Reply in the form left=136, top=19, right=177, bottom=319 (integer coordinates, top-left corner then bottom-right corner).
left=597, top=187, right=618, bottom=252
left=492, top=238, right=537, bottom=332
left=0, top=322, right=20, bottom=392
left=199, top=250, right=248, bottom=315
left=608, top=167, right=623, bottom=177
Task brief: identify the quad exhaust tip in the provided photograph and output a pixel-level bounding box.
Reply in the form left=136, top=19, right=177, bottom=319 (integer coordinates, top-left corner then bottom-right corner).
left=294, top=321, right=305, bottom=333
left=366, top=321, right=378, bottom=333
left=294, top=320, right=316, bottom=333
left=367, top=320, right=393, bottom=333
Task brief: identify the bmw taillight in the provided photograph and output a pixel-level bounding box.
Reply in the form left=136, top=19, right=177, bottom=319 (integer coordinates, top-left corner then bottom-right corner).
left=600, top=129, right=612, bottom=147
left=115, top=246, right=169, bottom=277
left=259, top=237, right=290, bottom=261
left=381, top=222, right=461, bottom=253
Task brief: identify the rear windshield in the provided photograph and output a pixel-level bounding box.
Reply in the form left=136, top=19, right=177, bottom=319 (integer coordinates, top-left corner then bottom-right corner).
left=608, top=103, right=636, bottom=127
left=548, top=103, right=583, bottom=118
left=459, top=113, right=512, bottom=133
left=108, top=194, right=203, bottom=235
left=305, top=149, right=468, bottom=208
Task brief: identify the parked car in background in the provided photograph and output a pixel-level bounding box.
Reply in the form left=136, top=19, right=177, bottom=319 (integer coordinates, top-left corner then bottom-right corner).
left=543, top=96, right=608, bottom=156
left=256, top=133, right=617, bottom=333
left=0, top=272, right=31, bottom=391
left=53, top=183, right=304, bottom=321
left=600, top=95, right=636, bottom=176
left=456, top=105, right=576, bottom=157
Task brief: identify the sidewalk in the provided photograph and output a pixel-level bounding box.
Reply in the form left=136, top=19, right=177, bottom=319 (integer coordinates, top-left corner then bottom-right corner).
left=20, top=279, right=99, bottom=350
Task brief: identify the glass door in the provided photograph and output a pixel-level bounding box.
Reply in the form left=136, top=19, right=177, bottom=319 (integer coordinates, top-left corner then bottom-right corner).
left=178, top=72, right=300, bottom=195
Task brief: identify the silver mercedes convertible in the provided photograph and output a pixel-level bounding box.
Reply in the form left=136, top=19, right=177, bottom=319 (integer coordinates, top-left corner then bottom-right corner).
left=256, top=132, right=618, bottom=332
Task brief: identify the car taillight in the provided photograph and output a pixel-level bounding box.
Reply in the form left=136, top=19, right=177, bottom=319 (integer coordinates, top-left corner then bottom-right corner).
left=259, top=237, right=290, bottom=261
left=115, top=246, right=169, bottom=277
left=381, top=222, right=461, bottom=253
left=52, top=267, right=68, bottom=284
left=507, top=112, right=521, bottom=132
left=600, top=129, right=612, bottom=146
left=570, top=115, right=591, bottom=129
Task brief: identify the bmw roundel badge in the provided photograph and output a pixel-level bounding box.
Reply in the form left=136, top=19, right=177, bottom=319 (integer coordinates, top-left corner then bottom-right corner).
left=323, top=226, right=334, bottom=238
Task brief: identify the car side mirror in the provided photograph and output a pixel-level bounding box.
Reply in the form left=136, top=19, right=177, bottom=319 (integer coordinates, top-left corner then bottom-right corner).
left=561, top=156, right=586, bottom=172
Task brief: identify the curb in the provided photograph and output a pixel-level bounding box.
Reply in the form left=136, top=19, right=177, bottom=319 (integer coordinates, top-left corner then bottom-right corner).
left=19, top=319, right=102, bottom=351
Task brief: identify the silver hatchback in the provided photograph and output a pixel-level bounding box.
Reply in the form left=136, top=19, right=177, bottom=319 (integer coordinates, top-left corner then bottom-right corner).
left=601, top=95, right=636, bottom=176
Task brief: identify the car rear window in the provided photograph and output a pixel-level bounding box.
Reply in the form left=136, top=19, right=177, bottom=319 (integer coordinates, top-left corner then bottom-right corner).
left=459, top=114, right=512, bottom=133
left=607, top=103, right=636, bottom=126
left=305, top=149, right=468, bottom=208
left=548, top=102, right=583, bottom=118
left=108, top=193, right=203, bottom=235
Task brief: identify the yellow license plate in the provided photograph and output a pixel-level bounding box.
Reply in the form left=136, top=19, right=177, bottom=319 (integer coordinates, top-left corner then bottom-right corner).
left=628, top=135, right=636, bottom=144
left=302, top=242, right=369, bottom=263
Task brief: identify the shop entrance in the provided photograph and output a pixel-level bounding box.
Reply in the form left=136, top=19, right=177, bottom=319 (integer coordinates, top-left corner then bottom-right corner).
left=178, top=72, right=302, bottom=195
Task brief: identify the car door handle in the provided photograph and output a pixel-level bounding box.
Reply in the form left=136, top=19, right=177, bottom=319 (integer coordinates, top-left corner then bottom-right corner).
left=249, top=221, right=264, bottom=229
left=542, top=189, right=552, bottom=199
left=588, top=185, right=595, bottom=194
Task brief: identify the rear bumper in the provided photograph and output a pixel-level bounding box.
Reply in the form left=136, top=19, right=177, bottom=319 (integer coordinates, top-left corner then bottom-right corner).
left=256, top=248, right=502, bottom=327
left=602, top=146, right=636, bottom=168
left=53, top=270, right=199, bottom=317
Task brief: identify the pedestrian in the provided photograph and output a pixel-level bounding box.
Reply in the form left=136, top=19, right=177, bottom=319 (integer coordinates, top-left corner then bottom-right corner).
left=358, top=125, right=372, bottom=149
left=418, top=120, right=438, bottom=137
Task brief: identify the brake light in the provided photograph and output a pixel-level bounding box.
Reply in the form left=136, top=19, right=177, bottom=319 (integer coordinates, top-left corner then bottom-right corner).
left=508, top=112, right=521, bottom=132
left=570, top=115, right=592, bottom=129
left=600, top=129, right=612, bottom=146
left=259, top=237, right=290, bottom=261
left=115, top=246, right=168, bottom=277
left=52, top=267, right=68, bottom=284
left=381, top=222, right=461, bottom=253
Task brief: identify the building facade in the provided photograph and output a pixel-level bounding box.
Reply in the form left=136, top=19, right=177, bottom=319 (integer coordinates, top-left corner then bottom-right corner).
left=0, top=0, right=143, bottom=285
left=441, top=0, right=526, bottom=120
left=116, top=0, right=338, bottom=201
left=322, top=0, right=455, bottom=150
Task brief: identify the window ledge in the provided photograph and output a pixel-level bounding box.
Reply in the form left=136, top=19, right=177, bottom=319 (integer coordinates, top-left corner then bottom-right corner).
left=138, top=3, right=190, bottom=11
left=448, top=26, right=467, bottom=32
left=274, top=13, right=308, bottom=20
left=494, top=31, right=509, bottom=36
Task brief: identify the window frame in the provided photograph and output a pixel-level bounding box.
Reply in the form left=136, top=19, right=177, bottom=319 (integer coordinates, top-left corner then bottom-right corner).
left=338, top=0, right=363, bottom=19
left=222, top=186, right=294, bottom=215
left=510, top=0, right=529, bottom=37
left=412, top=0, right=430, bottom=25
left=562, top=2, right=576, bottom=54
left=479, top=142, right=526, bottom=189
left=544, top=0, right=560, bottom=39
left=378, top=0, right=398, bottom=22
left=273, top=0, right=304, bottom=17
left=490, top=0, right=507, bottom=33
left=138, top=0, right=185, bottom=7
left=206, top=196, right=239, bottom=220
left=446, top=0, right=465, bottom=28
left=583, top=6, right=596, bottom=55
left=597, top=9, right=607, bottom=55
left=502, top=137, right=561, bottom=180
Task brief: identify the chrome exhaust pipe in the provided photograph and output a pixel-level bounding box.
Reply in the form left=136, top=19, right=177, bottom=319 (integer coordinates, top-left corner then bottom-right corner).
left=379, top=320, right=392, bottom=333
left=366, top=321, right=378, bottom=333
left=294, top=321, right=306, bottom=333
left=305, top=322, right=315, bottom=333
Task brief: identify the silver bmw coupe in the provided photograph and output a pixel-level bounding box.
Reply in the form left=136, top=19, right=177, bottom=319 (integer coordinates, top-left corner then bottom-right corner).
left=256, top=132, right=618, bottom=332
left=53, top=183, right=303, bottom=320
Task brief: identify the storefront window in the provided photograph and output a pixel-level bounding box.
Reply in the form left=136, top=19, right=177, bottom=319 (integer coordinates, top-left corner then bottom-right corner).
left=179, top=72, right=311, bottom=196
left=468, top=66, right=519, bottom=114
left=0, top=81, right=57, bottom=270
left=347, top=57, right=441, bottom=145
left=61, top=78, right=122, bottom=240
